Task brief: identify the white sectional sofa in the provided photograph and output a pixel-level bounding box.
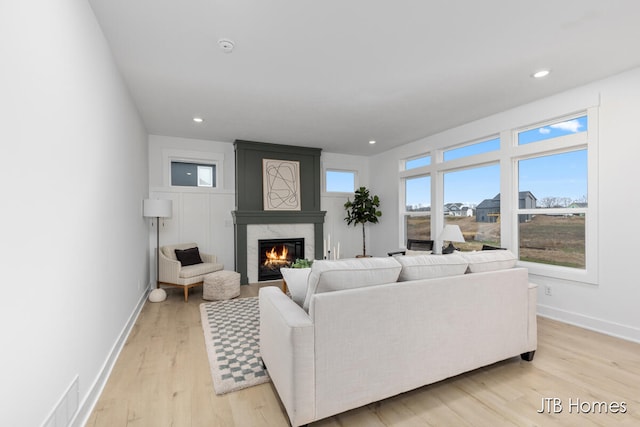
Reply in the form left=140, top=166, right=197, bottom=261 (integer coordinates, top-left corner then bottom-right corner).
left=259, top=251, right=537, bottom=427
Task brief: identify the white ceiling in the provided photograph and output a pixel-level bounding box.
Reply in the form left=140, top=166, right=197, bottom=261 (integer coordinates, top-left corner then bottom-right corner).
left=89, top=0, right=640, bottom=155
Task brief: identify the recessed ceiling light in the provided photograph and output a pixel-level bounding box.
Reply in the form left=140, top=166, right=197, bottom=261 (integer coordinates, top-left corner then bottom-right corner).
left=218, top=38, right=235, bottom=53
left=193, top=116, right=204, bottom=123
left=532, top=69, right=550, bottom=79
left=369, top=140, right=376, bottom=145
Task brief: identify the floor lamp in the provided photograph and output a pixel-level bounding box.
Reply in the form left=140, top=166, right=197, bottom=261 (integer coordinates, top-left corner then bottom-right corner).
left=143, top=199, right=173, bottom=289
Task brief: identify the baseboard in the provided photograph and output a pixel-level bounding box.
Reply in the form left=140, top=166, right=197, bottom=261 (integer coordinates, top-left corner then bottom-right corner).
left=537, top=304, right=640, bottom=344
left=71, top=288, right=150, bottom=427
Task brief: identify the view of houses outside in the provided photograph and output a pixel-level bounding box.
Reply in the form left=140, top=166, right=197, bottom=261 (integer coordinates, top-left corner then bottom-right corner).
left=405, top=116, right=588, bottom=269
left=406, top=194, right=586, bottom=268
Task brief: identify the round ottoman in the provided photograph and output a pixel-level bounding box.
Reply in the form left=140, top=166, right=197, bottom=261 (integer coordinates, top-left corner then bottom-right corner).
left=203, top=270, right=241, bottom=301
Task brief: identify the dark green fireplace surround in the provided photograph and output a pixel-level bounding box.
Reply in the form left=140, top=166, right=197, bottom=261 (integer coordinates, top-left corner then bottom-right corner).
left=232, top=140, right=326, bottom=284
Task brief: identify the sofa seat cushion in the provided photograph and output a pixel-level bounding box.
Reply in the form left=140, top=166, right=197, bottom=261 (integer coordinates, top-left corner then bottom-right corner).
left=461, top=250, right=517, bottom=273
left=179, top=262, right=221, bottom=279
left=303, top=257, right=402, bottom=311
left=396, top=253, right=468, bottom=281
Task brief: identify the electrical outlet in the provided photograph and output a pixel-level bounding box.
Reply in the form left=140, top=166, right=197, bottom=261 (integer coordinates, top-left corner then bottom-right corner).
left=544, top=285, right=552, bottom=296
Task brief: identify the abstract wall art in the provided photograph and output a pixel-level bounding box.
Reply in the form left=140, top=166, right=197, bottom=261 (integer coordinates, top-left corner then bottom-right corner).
left=262, top=159, right=301, bottom=211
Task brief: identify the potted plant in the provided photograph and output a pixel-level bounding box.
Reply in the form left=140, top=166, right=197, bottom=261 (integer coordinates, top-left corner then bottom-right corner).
left=344, top=186, right=382, bottom=257
left=290, top=258, right=313, bottom=268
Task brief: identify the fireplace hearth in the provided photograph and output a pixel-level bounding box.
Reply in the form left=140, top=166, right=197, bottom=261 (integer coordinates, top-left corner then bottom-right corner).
left=258, top=238, right=304, bottom=281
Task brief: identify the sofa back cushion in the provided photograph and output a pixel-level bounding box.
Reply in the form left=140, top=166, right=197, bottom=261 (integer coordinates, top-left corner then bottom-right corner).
left=461, top=249, right=517, bottom=273
left=303, top=257, right=402, bottom=311
left=396, top=253, right=468, bottom=281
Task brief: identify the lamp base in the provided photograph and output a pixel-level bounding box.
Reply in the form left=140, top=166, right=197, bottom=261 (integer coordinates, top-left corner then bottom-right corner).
left=442, top=242, right=457, bottom=254
left=149, top=288, right=167, bottom=303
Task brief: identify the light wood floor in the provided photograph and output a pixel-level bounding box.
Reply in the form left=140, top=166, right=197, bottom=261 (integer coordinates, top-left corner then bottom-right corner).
left=87, top=283, right=640, bottom=427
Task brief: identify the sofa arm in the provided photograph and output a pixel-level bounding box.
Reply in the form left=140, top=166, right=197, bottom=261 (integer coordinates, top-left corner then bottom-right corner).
left=158, top=251, right=181, bottom=283
left=259, top=287, right=315, bottom=427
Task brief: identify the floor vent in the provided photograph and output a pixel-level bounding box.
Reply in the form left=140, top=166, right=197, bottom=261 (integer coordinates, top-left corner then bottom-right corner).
left=42, top=375, right=79, bottom=427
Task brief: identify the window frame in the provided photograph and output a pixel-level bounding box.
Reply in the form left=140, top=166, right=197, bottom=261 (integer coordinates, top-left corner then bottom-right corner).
left=162, top=149, right=223, bottom=191
left=401, top=173, right=432, bottom=245
left=510, top=109, right=598, bottom=283
left=324, top=168, right=357, bottom=194
left=398, top=108, right=598, bottom=284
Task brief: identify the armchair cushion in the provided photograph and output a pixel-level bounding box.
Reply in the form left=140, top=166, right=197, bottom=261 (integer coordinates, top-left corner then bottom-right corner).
left=175, top=247, right=203, bottom=266
left=180, top=263, right=221, bottom=279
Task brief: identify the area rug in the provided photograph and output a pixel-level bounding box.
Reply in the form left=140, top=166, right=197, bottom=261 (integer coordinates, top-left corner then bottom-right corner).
left=199, top=296, right=270, bottom=395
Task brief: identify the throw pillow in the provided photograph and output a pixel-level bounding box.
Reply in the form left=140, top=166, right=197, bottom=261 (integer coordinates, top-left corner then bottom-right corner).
left=303, top=257, right=402, bottom=312
left=280, top=267, right=311, bottom=307
left=175, top=247, right=203, bottom=266
left=396, top=253, right=468, bottom=281
left=461, top=250, right=517, bottom=273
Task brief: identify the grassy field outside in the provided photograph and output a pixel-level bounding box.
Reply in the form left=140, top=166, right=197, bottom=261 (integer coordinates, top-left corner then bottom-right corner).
left=406, top=214, right=585, bottom=268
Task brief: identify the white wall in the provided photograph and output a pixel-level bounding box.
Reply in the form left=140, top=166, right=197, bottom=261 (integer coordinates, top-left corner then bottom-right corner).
left=0, top=1, right=149, bottom=426
left=148, top=135, right=236, bottom=272
left=320, top=152, right=371, bottom=258
left=370, top=67, right=640, bottom=343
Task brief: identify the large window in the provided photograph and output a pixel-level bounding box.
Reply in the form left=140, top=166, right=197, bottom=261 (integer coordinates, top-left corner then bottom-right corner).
left=443, top=164, right=500, bottom=251
left=404, top=175, right=431, bottom=241
left=517, top=149, right=588, bottom=269
left=398, top=109, right=596, bottom=282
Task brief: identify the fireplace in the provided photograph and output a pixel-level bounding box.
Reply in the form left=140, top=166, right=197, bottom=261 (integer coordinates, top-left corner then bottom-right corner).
left=258, top=238, right=304, bottom=281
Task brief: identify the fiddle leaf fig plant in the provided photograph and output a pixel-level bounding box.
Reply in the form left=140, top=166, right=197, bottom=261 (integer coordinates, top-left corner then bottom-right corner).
left=344, top=186, right=382, bottom=256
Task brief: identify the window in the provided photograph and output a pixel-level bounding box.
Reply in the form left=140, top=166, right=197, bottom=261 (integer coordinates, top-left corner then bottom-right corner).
left=398, top=108, right=596, bottom=283
left=171, top=161, right=216, bottom=187
left=405, top=155, right=431, bottom=170
left=404, top=175, right=431, bottom=241
left=443, top=137, right=500, bottom=162
left=443, top=164, right=500, bottom=251
left=517, top=150, right=588, bottom=269
left=326, top=170, right=355, bottom=192
left=518, top=115, right=587, bottom=145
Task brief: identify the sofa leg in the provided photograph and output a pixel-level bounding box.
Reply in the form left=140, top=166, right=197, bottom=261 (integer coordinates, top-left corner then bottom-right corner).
left=184, top=287, right=189, bottom=302
left=520, top=351, right=536, bottom=361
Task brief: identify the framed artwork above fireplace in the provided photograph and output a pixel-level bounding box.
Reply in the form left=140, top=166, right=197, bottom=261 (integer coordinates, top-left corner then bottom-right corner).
left=263, top=158, right=301, bottom=211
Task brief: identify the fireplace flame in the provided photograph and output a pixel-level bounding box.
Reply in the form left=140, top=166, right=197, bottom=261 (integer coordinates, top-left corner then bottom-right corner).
left=264, top=245, right=289, bottom=266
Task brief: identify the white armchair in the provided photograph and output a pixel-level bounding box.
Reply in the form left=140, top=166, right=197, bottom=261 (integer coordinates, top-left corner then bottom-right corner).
left=159, top=242, right=224, bottom=301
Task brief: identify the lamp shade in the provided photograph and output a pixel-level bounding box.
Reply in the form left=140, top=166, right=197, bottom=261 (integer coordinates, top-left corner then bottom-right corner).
left=438, top=224, right=465, bottom=243
left=143, top=199, right=172, bottom=218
